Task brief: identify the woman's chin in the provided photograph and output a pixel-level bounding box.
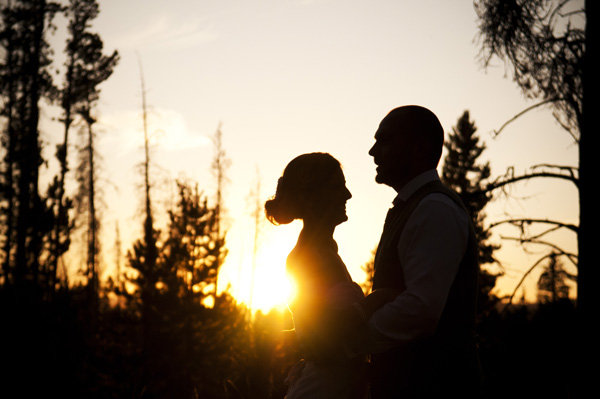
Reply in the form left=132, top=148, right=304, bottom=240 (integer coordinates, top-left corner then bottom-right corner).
left=335, top=214, right=348, bottom=225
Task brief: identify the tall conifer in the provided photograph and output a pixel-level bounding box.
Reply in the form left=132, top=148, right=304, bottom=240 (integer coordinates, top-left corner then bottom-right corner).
left=0, top=0, right=60, bottom=296
left=441, top=110, right=500, bottom=315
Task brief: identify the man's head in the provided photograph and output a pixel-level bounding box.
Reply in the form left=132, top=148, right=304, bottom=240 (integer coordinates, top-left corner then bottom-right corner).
left=369, top=105, right=443, bottom=191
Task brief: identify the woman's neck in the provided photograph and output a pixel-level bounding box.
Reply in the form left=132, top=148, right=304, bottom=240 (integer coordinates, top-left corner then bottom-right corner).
left=300, top=219, right=336, bottom=245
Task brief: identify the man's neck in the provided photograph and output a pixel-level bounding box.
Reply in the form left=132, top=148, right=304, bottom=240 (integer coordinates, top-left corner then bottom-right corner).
left=391, top=166, right=431, bottom=192
left=393, top=169, right=439, bottom=202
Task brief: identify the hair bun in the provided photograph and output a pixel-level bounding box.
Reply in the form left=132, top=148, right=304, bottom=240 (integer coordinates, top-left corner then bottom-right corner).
left=264, top=197, right=294, bottom=225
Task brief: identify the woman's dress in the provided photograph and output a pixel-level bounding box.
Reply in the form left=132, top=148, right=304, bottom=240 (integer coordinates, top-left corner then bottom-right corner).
left=284, top=231, right=369, bottom=399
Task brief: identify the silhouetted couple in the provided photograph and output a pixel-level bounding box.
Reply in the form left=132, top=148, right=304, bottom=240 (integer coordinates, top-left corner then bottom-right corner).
left=265, top=106, right=482, bottom=399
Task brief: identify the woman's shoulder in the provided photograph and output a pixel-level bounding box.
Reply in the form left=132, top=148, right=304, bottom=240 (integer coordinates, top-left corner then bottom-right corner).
left=286, top=238, right=325, bottom=265
left=285, top=244, right=305, bottom=272
left=286, top=242, right=322, bottom=280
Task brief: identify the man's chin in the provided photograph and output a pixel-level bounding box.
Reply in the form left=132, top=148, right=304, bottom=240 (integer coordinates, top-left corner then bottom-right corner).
left=374, top=172, right=390, bottom=185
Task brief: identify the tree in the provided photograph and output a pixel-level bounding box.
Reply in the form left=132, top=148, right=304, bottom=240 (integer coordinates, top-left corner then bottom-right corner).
left=537, top=251, right=575, bottom=303
left=74, top=115, right=103, bottom=302
left=210, top=122, right=230, bottom=301
left=46, top=0, right=118, bottom=295
left=0, top=0, right=60, bottom=297
left=441, top=110, right=500, bottom=315
left=68, top=0, right=119, bottom=306
left=247, top=166, right=262, bottom=310
left=126, top=180, right=227, bottom=398
left=162, top=180, right=224, bottom=305
left=0, top=0, right=20, bottom=283
left=475, top=0, right=589, bottom=311
left=137, top=55, right=157, bottom=297
left=124, top=56, right=161, bottom=393
left=475, top=0, right=594, bottom=394
left=163, top=181, right=224, bottom=396
left=359, top=248, right=375, bottom=295
left=65, top=0, right=118, bottom=305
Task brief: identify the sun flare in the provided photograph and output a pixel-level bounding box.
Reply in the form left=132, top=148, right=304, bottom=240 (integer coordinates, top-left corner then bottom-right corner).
left=249, top=237, right=296, bottom=313
left=233, top=224, right=300, bottom=314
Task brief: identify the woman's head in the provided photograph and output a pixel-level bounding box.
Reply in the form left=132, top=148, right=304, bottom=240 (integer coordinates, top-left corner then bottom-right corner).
left=265, top=153, right=352, bottom=226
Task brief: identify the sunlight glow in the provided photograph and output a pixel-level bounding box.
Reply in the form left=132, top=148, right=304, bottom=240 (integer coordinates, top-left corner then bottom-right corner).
left=249, top=232, right=297, bottom=313
left=228, top=223, right=300, bottom=314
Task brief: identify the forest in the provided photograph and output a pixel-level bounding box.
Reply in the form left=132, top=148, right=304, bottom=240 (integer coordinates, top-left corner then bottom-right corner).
left=0, top=1, right=593, bottom=398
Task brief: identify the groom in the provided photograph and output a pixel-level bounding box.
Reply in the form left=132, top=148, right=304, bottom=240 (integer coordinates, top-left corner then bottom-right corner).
left=363, top=105, right=482, bottom=398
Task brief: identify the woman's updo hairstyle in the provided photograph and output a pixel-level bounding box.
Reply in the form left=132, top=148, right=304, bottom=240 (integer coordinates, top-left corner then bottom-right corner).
left=265, top=152, right=341, bottom=225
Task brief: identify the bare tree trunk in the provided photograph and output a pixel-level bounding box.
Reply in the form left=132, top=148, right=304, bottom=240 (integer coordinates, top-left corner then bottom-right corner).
left=136, top=56, right=158, bottom=371
left=210, top=123, right=230, bottom=301
left=2, top=24, right=17, bottom=283
left=15, top=0, right=46, bottom=295
left=248, top=167, right=261, bottom=311
left=138, top=56, right=156, bottom=276
left=578, top=1, right=597, bottom=396
left=114, top=221, right=122, bottom=292
left=50, top=44, right=76, bottom=294
left=580, top=0, right=596, bottom=325
left=85, top=117, right=98, bottom=298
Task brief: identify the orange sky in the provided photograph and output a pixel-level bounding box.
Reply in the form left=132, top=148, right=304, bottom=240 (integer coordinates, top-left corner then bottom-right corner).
left=43, top=0, right=581, bottom=310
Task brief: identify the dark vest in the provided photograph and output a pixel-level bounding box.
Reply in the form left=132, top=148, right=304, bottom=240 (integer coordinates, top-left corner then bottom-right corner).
left=371, top=180, right=481, bottom=399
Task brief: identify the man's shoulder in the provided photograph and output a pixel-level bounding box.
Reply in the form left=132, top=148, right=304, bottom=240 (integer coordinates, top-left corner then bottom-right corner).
left=421, top=191, right=464, bottom=210
left=414, top=181, right=466, bottom=213
left=412, top=192, right=469, bottom=233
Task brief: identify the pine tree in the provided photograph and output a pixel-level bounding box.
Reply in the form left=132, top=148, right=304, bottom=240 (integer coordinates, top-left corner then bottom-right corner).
left=162, top=180, right=224, bottom=304
left=46, top=0, right=118, bottom=295
left=123, top=56, right=162, bottom=395
left=0, top=0, right=61, bottom=297
left=441, top=110, right=500, bottom=315
left=67, top=0, right=118, bottom=305
left=359, top=248, right=376, bottom=295
left=126, top=180, right=226, bottom=397
left=537, top=252, right=575, bottom=304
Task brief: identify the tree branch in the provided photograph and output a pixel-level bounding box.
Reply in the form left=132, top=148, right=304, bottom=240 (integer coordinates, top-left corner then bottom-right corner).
left=527, top=225, right=566, bottom=241
left=499, top=236, right=578, bottom=267
left=503, top=249, right=577, bottom=312
left=489, top=218, right=578, bottom=234
left=533, top=163, right=578, bottom=175
left=482, top=164, right=579, bottom=194
left=486, top=171, right=578, bottom=192
left=491, top=97, right=560, bottom=138
left=503, top=253, right=554, bottom=311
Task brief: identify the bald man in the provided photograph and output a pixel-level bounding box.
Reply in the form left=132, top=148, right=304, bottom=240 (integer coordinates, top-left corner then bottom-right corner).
left=364, top=105, right=482, bottom=398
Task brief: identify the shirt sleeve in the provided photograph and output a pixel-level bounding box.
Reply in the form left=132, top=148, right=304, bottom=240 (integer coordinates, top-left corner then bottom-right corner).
left=365, top=193, right=469, bottom=353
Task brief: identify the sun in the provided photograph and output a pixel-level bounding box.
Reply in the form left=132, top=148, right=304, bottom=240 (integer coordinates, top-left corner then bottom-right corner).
left=246, top=225, right=299, bottom=313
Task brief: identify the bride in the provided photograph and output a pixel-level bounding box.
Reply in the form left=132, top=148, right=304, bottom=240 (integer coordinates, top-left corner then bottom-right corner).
left=265, top=153, right=396, bottom=399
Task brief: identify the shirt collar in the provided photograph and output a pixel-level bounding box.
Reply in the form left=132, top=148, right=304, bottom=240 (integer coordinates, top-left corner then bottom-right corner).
left=392, top=169, right=440, bottom=205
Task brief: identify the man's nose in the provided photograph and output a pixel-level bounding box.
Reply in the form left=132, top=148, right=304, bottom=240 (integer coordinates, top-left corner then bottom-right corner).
left=368, top=143, right=375, bottom=157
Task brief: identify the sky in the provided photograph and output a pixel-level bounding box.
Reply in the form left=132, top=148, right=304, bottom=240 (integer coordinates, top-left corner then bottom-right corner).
left=42, top=0, right=581, bottom=311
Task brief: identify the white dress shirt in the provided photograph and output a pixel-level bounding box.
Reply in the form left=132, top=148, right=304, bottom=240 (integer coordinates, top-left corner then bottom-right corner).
left=367, top=169, right=469, bottom=353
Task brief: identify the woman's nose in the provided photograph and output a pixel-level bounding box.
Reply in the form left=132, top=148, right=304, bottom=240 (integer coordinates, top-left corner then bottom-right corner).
left=368, top=144, right=375, bottom=156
